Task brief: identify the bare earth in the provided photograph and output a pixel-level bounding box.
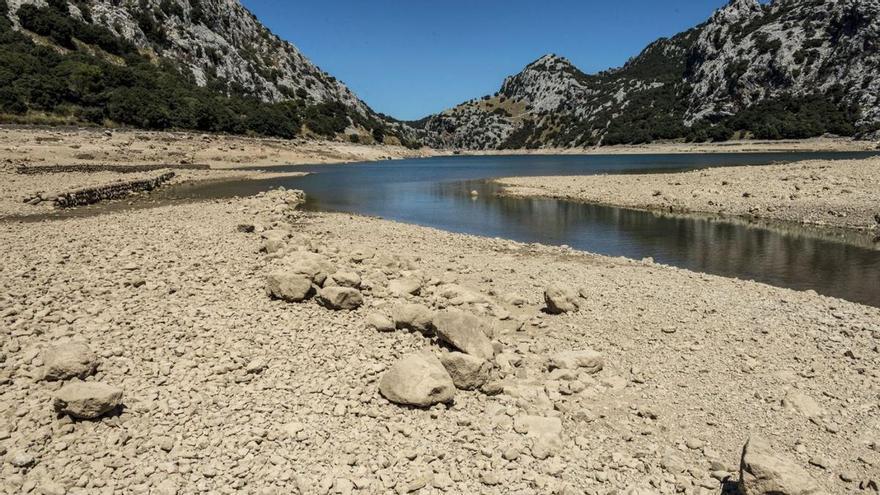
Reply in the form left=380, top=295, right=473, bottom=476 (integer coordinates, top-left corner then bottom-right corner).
left=1, top=188, right=878, bottom=494
left=498, top=156, right=880, bottom=233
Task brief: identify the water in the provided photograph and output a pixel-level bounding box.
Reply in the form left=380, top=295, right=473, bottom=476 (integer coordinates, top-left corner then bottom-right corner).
left=16, top=152, right=880, bottom=306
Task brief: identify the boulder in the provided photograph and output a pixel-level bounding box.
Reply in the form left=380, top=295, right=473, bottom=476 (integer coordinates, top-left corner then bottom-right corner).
left=379, top=350, right=455, bottom=407
left=266, top=272, right=314, bottom=302
left=548, top=349, right=604, bottom=375
left=42, top=342, right=99, bottom=381
left=439, top=352, right=490, bottom=390
left=317, top=287, right=364, bottom=311
left=544, top=284, right=580, bottom=314
left=392, top=303, right=435, bottom=334
left=739, top=436, right=821, bottom=495
left=53, top=381, right=123, bottom=419
left=327, top=271, right=361, bottom=289
left=388, top=277, right=422, bottom=296
left=365, top=313, right=395, bottom=332
left=287, top=254, right=334, bottom=286
left=433, top=309, right=494, bottom=360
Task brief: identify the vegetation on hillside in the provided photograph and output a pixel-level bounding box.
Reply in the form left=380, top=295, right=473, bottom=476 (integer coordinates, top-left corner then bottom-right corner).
left=0, top=0, right=394, bottom=141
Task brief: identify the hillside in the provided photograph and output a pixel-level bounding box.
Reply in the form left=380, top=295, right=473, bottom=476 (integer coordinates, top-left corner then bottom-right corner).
left=419, top=0, right=880, bottom=149
left=0, top=0, right=417, bottom=145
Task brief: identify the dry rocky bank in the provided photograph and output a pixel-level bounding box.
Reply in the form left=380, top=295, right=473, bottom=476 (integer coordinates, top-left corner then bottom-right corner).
left=1, top=189, right=878, bottom=495
left=497, top=156, right=880, bottom=234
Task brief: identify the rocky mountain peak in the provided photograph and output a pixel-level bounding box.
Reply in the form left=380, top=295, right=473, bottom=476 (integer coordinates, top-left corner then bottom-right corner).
left=713, top=0, right=765, bottom=23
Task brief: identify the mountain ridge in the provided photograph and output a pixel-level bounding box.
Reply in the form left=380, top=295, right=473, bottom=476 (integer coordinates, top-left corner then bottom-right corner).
left=419, top=0, right=880, bottom=149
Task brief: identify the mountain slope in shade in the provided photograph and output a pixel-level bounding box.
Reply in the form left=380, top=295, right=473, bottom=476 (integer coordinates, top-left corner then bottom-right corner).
left=419, top=0, right=880, bottom=149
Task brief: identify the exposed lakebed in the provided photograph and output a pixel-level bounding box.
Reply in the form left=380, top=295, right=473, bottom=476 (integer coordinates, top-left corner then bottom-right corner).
left=24, top=152, right=880, bottom=306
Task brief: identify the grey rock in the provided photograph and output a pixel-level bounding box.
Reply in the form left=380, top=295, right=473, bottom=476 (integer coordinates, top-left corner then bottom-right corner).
left=316, top=287, right=363, bottom=311
left=739, top=436, right=820, bottom=495
left=432, top=309, right=494, bottom=360
left=266, top=272, right=314, bottom=302
left=392, top=303, right=435, bottom=334
left=42, top=342, right=99, bottom=381
left=544, top=284, right=580, bottom=314
left=548, top=349, right=604, bottom=374
left=53, top=381, right=123, bottom=419
left=439, top=352, right=490, bottom=390
left=379, top=350, right=455, bottom=407
left=365, top=313, right=395, bottom=332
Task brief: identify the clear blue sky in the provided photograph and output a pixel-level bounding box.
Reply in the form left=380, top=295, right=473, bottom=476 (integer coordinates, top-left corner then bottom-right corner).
left=240, top=0, right=743, bottom=121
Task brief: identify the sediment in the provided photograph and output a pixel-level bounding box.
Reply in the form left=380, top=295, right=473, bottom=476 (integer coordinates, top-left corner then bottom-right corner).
left=1, top=189, right=877, bottom=494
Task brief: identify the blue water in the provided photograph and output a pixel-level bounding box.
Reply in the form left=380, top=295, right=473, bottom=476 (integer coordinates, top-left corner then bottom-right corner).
left=31, top=152, right=880, bottom=306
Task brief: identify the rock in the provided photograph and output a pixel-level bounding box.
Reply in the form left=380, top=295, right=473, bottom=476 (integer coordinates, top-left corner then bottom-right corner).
left=432, top=309, right=494, bottom=360
left=379, top=350, right=455, bottom=407
left=9, top=451, right=35, bottom=468
left=53, top=381, right=123, bottom=419
left=544, top=284, right=580, bottom=314
left=365, top=313, right=395, bottom=332
left=265, top=272, right=314, bottom=302
left=316, top=287, right=363, bottom=311
left=392, top=303, right=435, bottom=334
left=548, top=349, right=603, bottom=374
left=514, top=415, right=563, bottom=459
left=288, top=255, right=334, bottom=286
left=388, top=277, right=422, bottom=296
left=439, top=352, right=490, bottom=390
left=782, top=391, right=825, bottom=418
left=42, top=342, right=99, bottom=381
left=739, top=436, right=821, bottom=495
left=327, top=271, right=361, bottom=289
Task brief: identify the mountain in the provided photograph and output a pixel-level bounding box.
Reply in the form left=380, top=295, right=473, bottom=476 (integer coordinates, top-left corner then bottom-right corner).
left=0, top=0, right=417, bottom=145
left=419, top=0, right=880, bottom=149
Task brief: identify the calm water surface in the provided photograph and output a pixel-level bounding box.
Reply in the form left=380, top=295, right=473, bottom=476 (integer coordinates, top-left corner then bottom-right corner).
left=25, top=152, right=880, bottom=306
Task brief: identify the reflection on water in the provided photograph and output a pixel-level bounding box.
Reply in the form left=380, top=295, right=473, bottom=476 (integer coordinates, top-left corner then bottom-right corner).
left=423, top=180, right=880, bottom=306
left=10, top=152, right=880, bottom=306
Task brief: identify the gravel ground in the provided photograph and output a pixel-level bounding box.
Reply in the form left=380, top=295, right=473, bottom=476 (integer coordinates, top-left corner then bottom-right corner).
left=497, top=157, right=880, bottom=233
left=1, top=190, right=878, bottom=494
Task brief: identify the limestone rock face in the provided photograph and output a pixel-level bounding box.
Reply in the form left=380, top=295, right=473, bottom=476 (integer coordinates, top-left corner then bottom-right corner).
left=316, top=287, right=364, bottom=311
left=544, top=284, right=580, bottom=314
left=42, top=342, right=99, bottom=381
left=53, top=381, right=123, bottom=419
left=439, top=352, right=490, bottom=390
left=266, top=272, right=314, bottom=302
left=379, top=351, right=455, bottom=407
left=739, top=436, right=821, bottom=495
left=432, top=309, right=494, bottom=360
left=421, top=0, right=880, bottom=150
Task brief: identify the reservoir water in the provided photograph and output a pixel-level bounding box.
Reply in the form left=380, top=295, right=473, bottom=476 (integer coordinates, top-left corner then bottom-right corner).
left=24, top=152, right=880, bottom=306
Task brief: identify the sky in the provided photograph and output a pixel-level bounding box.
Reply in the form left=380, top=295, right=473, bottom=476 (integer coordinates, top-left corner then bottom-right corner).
left=240, top=0, right=743, bottom=121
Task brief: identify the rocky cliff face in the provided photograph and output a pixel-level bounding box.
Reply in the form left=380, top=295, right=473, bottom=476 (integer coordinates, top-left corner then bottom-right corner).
left=421, top=0, right=880, bottom=149
left=686, top=0, right=880, bottom=126
left=8, top=0, right=366, bottom=111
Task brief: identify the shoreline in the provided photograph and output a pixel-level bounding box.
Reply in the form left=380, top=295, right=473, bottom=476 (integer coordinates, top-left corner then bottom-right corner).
left=1, top=191, right=877, bottom=493
left=495, top=156, right=880, bottom=235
